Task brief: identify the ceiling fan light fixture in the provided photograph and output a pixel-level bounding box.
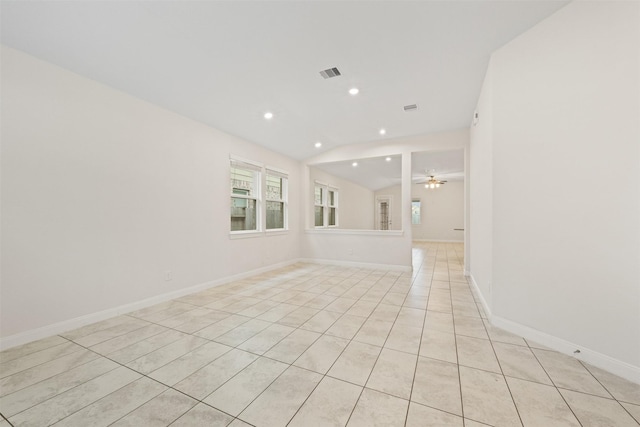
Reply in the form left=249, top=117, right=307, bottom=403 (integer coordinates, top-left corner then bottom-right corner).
left=424, top=174, right=446, bottom=189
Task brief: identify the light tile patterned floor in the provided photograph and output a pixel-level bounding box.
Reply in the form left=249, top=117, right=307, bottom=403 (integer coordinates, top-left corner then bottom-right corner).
left=1, top=242, right=639, bottom=426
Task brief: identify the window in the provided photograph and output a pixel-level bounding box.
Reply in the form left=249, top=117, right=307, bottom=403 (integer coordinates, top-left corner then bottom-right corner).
left=266, top=169, right=288, bottom=230
left=328, top=188, right=337, bottom=226
left=411, top=199, right=421, bottom=225
left=230, top=159, right=261, bottom=232
left=314, top=185, right=325, bottom=227
left=314, top=182, right=338, bottom=227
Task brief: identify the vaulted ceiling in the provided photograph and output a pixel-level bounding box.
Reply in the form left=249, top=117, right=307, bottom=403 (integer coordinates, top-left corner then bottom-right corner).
left=1, top=1, right=568, bottom=159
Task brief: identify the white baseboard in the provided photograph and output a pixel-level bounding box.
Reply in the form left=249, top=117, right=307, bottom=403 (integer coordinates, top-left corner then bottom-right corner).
left=299, top=258, right=412, bottom=272
left=491, top=315, right=640, bottom=384
left=468, top=273, right=639, bottom=384
left=412, top=239, right=464, bottom=243
left=468, top=273, right=492, bottom=318
left=0, top=258, right=300, bottom=351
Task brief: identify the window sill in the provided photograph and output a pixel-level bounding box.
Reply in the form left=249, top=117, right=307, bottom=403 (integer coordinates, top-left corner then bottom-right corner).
left=305, top=229, right=404, bottom=236
left=265, top=229, right=289, bottom=236
left=229, top=230, right=263, bottom=239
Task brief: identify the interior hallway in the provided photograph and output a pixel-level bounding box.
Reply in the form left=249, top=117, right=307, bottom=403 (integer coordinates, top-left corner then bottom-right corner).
left=1, top=242, right=639, bottom=426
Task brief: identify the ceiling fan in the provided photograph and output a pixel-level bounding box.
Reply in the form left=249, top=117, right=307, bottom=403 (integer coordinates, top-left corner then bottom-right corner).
left=414, top=172, right=447, bottom=189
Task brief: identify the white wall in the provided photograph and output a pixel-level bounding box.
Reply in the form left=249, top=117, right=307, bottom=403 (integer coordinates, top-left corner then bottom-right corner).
left=412, top=181, right=464, bottom=241
left=469, top=62, right=494, bottom=303
left=470, top=1, right=640, bottom=379
left=376, top=181, right=464, bottom=241
left=308, top=167, right=375, bottom=229
left=1, top=46, right=302, bottom=341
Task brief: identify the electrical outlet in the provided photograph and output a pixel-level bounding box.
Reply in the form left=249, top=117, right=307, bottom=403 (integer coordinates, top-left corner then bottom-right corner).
left=165, top=271, right=173, bottom=281
left=348, top=249, right=354, bottom=255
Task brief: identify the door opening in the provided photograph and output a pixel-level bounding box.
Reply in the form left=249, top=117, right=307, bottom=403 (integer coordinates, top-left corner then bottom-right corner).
left=376, top=196, right=393, bottom=230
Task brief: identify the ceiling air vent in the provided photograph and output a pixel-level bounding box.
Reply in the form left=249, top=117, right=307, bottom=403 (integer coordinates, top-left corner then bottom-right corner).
left=404, top=104, right=418, bottom=112
left=319, top=67, right=341, bottom=79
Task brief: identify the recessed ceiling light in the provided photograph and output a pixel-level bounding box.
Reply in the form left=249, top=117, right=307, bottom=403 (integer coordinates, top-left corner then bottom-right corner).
left=379, top=128, right=386, bottom=135
left=315, top=142, right=322, bottom=148
left=264, top=112, right=273, bottom=120
left=385, top=157, right=392, bottom=162
left=352, top=162, right=358, bottom=167
left=349, top=88, right=359, bottom=95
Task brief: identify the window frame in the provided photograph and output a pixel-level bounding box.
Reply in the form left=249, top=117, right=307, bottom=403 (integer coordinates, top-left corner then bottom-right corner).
left=230, top=157, right=263, bottom=235
left=411, top=198, right=422, bottom=225
left=314, top=181, right=339, bottom=228
left=265, top=167, right=289, bottom=231
left=327, top=186, right=338, bottom=227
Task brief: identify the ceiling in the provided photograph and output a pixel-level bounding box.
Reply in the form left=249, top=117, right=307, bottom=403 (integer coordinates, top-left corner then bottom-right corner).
left=1, top=1, right=568, bottom=160
left=312, top=149, right=463, bottom=191
left=313, top=155, right=402, bottom=192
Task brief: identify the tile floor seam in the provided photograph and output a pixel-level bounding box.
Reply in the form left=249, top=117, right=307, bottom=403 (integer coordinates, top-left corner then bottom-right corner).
left=230, top=285, right=367, bottom=423
left=13, top=334, right=241, bottom=425
left=483, top=319, right=525, bottom=427
left=338, top=272, right=417, bottom=426
left=404, top=252, right=430, bottom=426
left=525, top=341, right=586, bottom=427
left=0, top=362, right=123, bottom=420
left=0, top=345, right=89, bottom=381
left=6, top=366, right=142, bottom=426
left=183, top=269, right=405, bottom=425
left=446, top=251, right=467, bottom=426
left=283, top=270, right=413, bottom=426
left=0, top=348, right=104, bottom=399
left=0, top=335, right=74, bottom=364
left=578, top=359, right=620, bottom=401
left=465, top=274, right=529, bottom=427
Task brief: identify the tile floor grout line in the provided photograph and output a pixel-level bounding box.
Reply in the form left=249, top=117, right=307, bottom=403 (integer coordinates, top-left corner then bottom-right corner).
left=282, top=269, right=412, bottom=426
left=578, top=359, right=623, bottom=401
left=34, top=338, right=236, bottom=426
left=196, top=267, right=405, bottom=425
left=483, top=311, right=526, bottom=426
left=335, top=269, right=425, bottom=426
left=526, top=342, right=586, bottom=427
left=0, top=335, right=73, bottom=365
left=0, top=343, right=90, bottom=382
left=439, top=245, right=468, bottom=427
left=403, top=245, right=431, bottom=427
left=5, top=362, right=143, bottom=426
left=0, top=356, right=124, bottom=419
left=0, top=344, right=102, bottom=393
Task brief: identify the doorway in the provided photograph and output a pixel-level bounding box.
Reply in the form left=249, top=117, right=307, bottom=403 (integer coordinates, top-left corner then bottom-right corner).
left=376, top=195, right=393, bottom=230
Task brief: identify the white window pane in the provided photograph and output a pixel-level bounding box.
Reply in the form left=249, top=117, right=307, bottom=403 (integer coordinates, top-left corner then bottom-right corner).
left=266, top=201, right=285, bottom=229
left=329, top=207, right=336, bottom=226
left=231, top=197, right=257, bottom=231
left=266, top=175, right=282, bottom=200
left=314, top=186, right=324, bottom=205
left=231, top=167, right=259, bottom=198
left=411, top=200, right=421, bottom=225
left=314, top=206, right=324, bottom=227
